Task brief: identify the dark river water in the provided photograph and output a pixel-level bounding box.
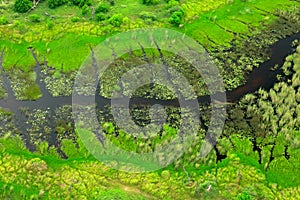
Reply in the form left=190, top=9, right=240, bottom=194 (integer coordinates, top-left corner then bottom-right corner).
left=0, top=32, right=299, bottom=148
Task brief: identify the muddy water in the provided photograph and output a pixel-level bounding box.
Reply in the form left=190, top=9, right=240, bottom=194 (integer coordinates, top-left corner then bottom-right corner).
left=0, top=32, right=299, bottom=148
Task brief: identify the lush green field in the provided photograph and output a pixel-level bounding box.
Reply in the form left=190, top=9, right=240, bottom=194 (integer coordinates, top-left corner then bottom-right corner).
left=0, top=0, right=297, bottom=71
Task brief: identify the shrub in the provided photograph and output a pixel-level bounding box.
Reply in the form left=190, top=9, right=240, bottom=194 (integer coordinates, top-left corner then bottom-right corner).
left=47, top=21, right=54, bottom=29
left=142, top=0, right=159, bottom=5
left=0, top=16, right=8, bottom=25
left=81, top=4, right=90, bottom=15
left=237, top=191, right=253, bottom=200
left=14, top=0, right=32, bottom=13
left=48, top=0, right=68, bottom=9
left=168, top=11, right=184, bottom=25
left=13, top=20, right=21, bottom=27
left=95, top=13, right=106, bottom=22
left=139, top=11, right=157, bottom=21
left=70, top=0, right=92, bottom=7
left=28, top=14, right=41, bottom=23
left=109, top=14, right=123, bottom=27
left=109, top=0, right=115, bottom=6
left=167, top=0, right=179, bottom=7
left=165, top=0, right=179, bottom=2
left=71, top=16, right=80, bottom=22
left=96, top=3, right=109, bottom=13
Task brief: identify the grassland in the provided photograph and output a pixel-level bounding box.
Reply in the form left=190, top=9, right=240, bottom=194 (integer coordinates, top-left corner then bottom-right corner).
left=0, top=0, right=297, bottom=71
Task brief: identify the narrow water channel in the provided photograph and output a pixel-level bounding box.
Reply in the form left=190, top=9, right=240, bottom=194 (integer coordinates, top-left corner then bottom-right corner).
left=0, top=32, right=299, bottom=148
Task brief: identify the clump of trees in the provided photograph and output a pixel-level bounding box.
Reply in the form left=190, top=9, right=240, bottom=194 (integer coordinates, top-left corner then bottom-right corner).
left=142, top=0, right=159, bottom=5
left=109, top=14, right=123, bottom=27
left=47, top=0, right=91, bottom=9
left=95, top=13, right=106, bottom=22
left=96, top=3, right=109, bottom=13
left=70, top=0, right=92, bottom=7
left=168, top=10, right=184, bottom=25
left=81, top=4, right=90, bottom=15
left=14, top=0, right=32, bottom=13
left=47, top=0, right=68, bottom=9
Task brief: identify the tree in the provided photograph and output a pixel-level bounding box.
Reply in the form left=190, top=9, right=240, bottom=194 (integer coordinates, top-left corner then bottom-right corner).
left=237, top=191, right=253, bottom=200
left=70, top=0, right=92, bottom=8
left=14, top=0, right=32, bottom=13
left=47, top=0, right=68, bottom=9
left=81, top=4, right=90, bottom=15
left=109, top=14, right=123, bottom=27
left=96, top=3, right=109, bottom=13
left=142, top=0, right=159, bottom=5
left=95, top=13, right=106, bottom=22
left=168, top=11, right=184, bottom=25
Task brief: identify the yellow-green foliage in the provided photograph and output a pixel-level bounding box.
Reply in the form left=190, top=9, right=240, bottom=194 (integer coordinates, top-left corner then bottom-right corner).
left=182, top=0, right=226, bottom=21
left=0, top=137, right=193, bottom=199
left=1, top=135, right=300, bottom=199
left=183, top=0, right=298, bottom=49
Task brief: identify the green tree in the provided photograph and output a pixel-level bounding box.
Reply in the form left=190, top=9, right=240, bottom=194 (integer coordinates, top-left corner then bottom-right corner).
left=81, top=4, right=90, bottom=15
left=14, top=0, right=32, bottom=13
left=47, top=0, right=68, bottom=9
left=71, top=0, right=92, bottom=7
left=168, top=11, right=184, bottom=25
left=96, top=3, right=109, bottom=13
left=237, top=191, right=253, bottom=200
left=109, top=14, right=123, bottom=27
left=95, top=13, right=106, bottom=22
left=142, top=0, right=159, bottom=5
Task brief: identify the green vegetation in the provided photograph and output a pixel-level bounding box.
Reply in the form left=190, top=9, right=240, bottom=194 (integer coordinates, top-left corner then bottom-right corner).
left=168, top=10, right=184, bottom=25
left=0, top=16, right=8, bottom=25
left=96, top=3, right=109, bottom=13
left=13, top=0, right=32, bottom=13
left=0, top=0, right=300, bottom=199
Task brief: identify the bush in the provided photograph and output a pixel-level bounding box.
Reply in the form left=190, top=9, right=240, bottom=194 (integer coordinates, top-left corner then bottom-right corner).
left=14, top=0, right=32, bottom=13
left=48, top=0, right=68, bottom=9
left=95, top=13, right=106, bottom=22
left=142, top=0, right=159, bottom=5
left=47, top=21, right=54, bottom=29
left=81, top=4, right=90, bottom=15
left=109, top=14, right=123, bottom=27
left=96, top=3, right=109, bottom=13
left=139, top=11, right=157, bottom=21
left=237, top=191, right=253, bottom=200
left=168, top=11, right=184, bottom=25
left=109, top=0, right=115, bottom=6
left=167, top=0, right=179, bottom=7
left=28, top=14, right=41, bottom=23
left=165, top=0, right=179, bottom=2
left=13, top=20, right=21, bottom=27
left=70, top=0, right=92, bottom=7
left=71, top=16, right=80, bottom=22
left=0, top=16, right=8, bottom=25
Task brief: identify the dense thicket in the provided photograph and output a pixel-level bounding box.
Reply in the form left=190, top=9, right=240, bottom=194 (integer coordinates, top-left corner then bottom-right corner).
left=14, top=0, right=32, bottom=13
